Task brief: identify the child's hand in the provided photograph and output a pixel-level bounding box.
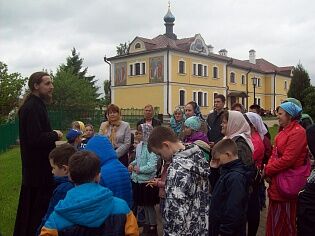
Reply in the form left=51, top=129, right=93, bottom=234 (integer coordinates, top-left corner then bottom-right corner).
left=146, top=178, right=159, bottom=187
left=128, top=164, right=134, bottom=172
left=133, top=166, right=140, bottom=174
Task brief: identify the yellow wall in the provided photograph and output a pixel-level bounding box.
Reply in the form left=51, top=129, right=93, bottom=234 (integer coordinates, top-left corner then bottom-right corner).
left=276, top=75, right=290, bottom=96
left=113, top=86, right=164, bottom=111
left=171, top=53, right=225, bottom=88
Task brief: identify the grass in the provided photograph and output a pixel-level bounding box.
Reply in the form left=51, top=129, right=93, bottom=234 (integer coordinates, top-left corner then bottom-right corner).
left=0, top=146, right=21, bottom=236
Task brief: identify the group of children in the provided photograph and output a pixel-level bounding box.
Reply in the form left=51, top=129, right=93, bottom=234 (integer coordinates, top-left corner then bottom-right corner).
left=36, top=116, right=264, bottom=236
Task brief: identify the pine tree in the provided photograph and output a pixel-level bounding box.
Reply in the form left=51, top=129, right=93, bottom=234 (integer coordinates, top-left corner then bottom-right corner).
left=51, top=48, right=100, bottom=109
left=288, top=63, right=311, bottom=105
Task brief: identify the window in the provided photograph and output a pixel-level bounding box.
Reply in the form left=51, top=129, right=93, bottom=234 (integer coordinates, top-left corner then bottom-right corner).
left=255, top=98, right=261, bottom=106
left=213, top=67, right=218, bottom=78
left=193, top=92, right=197, bottom=102
left=213, top=93, right=218, bottom=105
left=230, top=72, right=236, bottom=83
left=193, top=64, right=197, bottom=76
left=241, top=75, right=245, bottom=85
left=179, top=61, right=185, bottom=74
left=284, top=81, right=288, bottom=90
left=204, top=93, right=208, bottom=106
left=135, top=63, right=141, bottom=75
left=257, top=78, right=261, bottom=87
left=198, top=92, right=203, bottom=106
left=179, top=90, right=185, bottom=106
left=142, top=62, right=145, bottom=75
left=204, top=65, right=208, bottom=77
left=129, top=62, right=146, bottom=76
left=198, top=64, right=202, bottom=76
left=135, top=43, right=141, bottom=49
left=193, top=63, right=208, bottom=77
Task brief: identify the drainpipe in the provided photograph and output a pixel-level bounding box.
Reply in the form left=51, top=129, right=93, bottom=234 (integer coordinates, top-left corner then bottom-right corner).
left=273, top=70, right=277, bottom=112
left=166, top=46, right=171, bottom=117
left=246, top=68, right=252, bottom=111
left=225, top=58, right=233, bottom=107
left=103, top=55, right=112, bottom=104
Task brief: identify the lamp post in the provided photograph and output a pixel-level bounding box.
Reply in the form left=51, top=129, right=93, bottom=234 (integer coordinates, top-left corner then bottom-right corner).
left=103, top=55, right=111, bottom=104
left=252, top=77, right=257, bottom=105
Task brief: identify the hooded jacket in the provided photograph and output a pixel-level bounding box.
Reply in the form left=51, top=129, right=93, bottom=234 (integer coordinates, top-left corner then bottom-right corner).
left=184, top=130, right=209, bottom=144
left=164, top=144, right=210, bottom=236
left=40, top=183, right=138, bottom=236
left=37, top=176, right=74, bottom=234
left=209, top=159, right=250, bottom=236
left=85, top=135, right=132, bottom=207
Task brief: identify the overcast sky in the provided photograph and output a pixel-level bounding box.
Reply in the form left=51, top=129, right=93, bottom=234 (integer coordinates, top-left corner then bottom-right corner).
left=1, top=0, right=314, bottom=95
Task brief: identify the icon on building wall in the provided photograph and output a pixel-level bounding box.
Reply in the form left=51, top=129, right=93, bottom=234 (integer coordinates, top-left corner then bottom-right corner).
left=149, top=57, right=164, bottom=83
left=114, top=62, right=127, bottom=86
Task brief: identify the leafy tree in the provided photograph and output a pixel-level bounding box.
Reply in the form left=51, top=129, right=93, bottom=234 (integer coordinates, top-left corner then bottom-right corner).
left=288, top=63, right=311, bottom=106
left=0, top=62, right=27, bottom=122
left=103, top=80, right=111, bottom=105
left=116, top=42, right=129, bottom=56
left=51, top=69, right=98, bottom=109
left=301, top=86, right=315, bottom=120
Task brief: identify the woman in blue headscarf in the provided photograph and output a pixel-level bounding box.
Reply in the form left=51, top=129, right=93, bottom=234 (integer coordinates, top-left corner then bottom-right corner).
left=184, top=101, right=208, bottom=134
left=264, top=101, right=309, bottom=236
left=170, top=106, right=186, bottom=137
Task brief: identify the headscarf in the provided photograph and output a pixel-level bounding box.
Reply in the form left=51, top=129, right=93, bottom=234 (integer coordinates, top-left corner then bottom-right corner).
left=279, top=101, right=302, bottom=118
left=140, top=123, right=153, bottom=144
left=99, top=115, right=121, bottom=148
left=170, top=107, right=185, bottom=135
left=225, top=110, right=254, bottom=151
left=245, top=112, right=268, bottom=140
left=184, top=116, right=201, bottom=131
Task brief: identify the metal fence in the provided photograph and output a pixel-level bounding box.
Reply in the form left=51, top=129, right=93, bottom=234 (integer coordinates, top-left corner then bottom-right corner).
left=0, top=107, right=160, bottom=153
left=48, top=107, right=160, bottom=130
left=0, top=118, right=19, bottom=153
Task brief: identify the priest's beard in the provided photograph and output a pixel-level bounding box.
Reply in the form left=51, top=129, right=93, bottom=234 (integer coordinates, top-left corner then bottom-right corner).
left=39, top=94, right=53, bottom=104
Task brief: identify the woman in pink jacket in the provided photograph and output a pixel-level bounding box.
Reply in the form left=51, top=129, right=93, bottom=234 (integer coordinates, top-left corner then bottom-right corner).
left=264, top=102, right=308, bottom=236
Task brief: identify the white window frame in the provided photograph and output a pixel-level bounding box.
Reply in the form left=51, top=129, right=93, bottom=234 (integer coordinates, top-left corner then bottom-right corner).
left=179, top=89, right=186, bottom=106
left=230, top=72, right=236, bottom=83
left=129, top=61, right=146, bottom=76
left=203, top=92, right=208, bottom=106
left=213, top=66, right=219, bottom=79
left=241, top=74, right=246, bottom=85
left=178, top=60, right=186, bottom=74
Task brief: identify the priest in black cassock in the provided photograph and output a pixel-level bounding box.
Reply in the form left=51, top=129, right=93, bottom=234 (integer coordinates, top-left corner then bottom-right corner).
left=13, top=72, right=63, bottom=236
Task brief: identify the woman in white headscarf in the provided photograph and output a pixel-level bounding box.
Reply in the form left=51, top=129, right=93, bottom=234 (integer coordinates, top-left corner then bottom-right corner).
left=245, top=112, right=267, bottom=169
left=221, top=110, right=260, bottom=236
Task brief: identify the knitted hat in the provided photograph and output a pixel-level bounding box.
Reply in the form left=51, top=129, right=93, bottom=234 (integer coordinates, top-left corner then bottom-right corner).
left=184, top=116, right=201, bottom=131
left=279, top=101, right=302, bottom=118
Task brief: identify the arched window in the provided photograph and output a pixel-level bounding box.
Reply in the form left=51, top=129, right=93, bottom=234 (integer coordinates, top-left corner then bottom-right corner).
left=230, top=72, right=235, bottom=83
left=135, top=43, right=141, bottom=49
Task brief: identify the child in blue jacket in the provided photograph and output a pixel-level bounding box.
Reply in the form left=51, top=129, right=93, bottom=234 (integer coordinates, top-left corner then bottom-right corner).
left=37, top=143, right=75, bottom=234
left=40, top=150, right=139, bottom=235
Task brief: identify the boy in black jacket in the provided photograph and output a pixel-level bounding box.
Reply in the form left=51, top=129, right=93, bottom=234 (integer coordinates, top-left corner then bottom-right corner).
left=209, top=139, right=250, bottom=236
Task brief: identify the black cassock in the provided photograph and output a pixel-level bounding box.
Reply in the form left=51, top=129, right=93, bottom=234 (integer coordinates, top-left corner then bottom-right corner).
left=14, top=94, right=58, bottom=236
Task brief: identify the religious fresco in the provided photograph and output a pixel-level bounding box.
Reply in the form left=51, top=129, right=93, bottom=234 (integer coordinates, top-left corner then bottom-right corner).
left=114, top=62, right=127, bottom=86
left=149, top=56, right=164, bottom=83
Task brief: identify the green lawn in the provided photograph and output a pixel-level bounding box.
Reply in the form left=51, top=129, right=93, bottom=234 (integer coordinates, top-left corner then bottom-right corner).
left=0, top=147, right=21, bottom=236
